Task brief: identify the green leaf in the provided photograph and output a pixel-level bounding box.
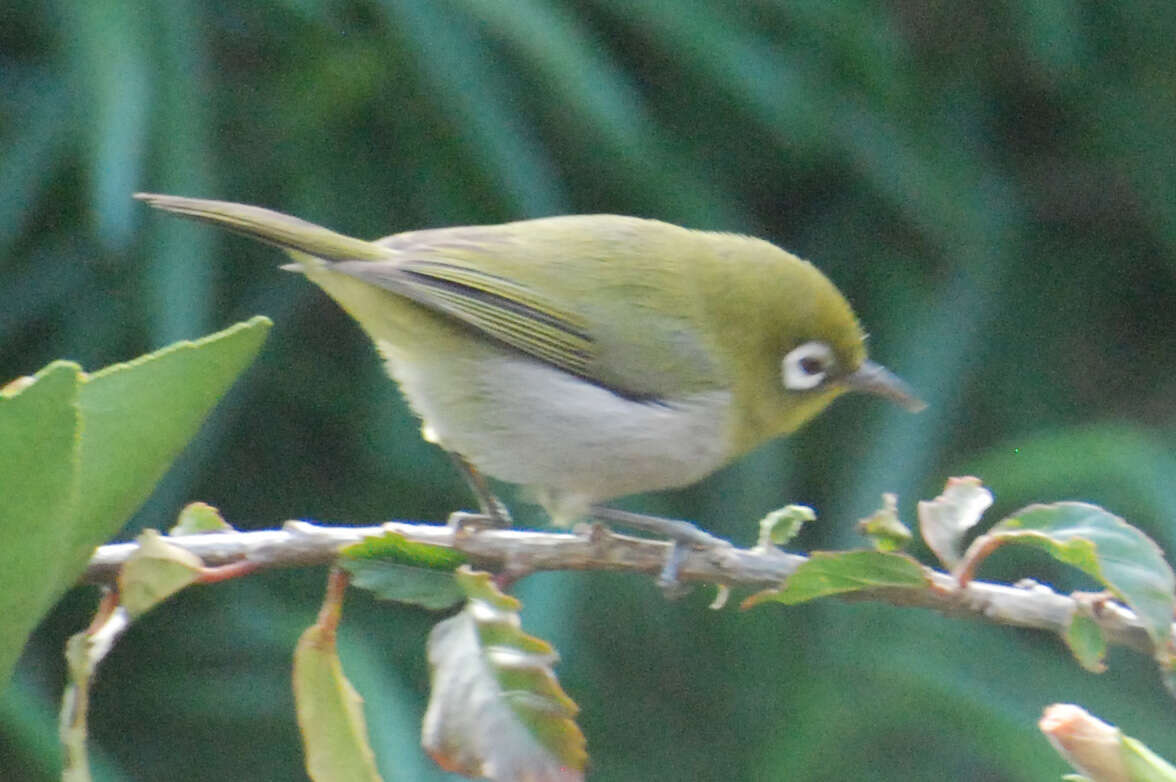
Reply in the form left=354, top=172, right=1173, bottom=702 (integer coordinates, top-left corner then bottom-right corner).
left=422, top=567, right=586, bottom=780
left=756, top=505, right=816, bottom=548
left=340, top=531, right=467, bottom=610
left=293, top=622, right=384, bottom=782
left=743, top=551, right=928, bottom=608
left=857, top=493, right=913, bottom=553
left=0, top=362, right=82, bottom=686
left=117, top=529, right=203, bottom=617
left=342, top=530, right=467, bottom=571
left=0, top=318, right=271, bottom=686
left=74, top=316, right=272, bottom=555
left=343, top=561, right=465, bottom=611
left=1063, top=613, right=1108, bottom=674
left=964, top=503, right=1175, bottom=662
left=169, top=501, right=232, bottom=535
left=918, top=476, right=992, bottom=569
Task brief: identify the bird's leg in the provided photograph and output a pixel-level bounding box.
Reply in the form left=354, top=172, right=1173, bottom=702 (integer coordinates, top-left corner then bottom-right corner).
left=588, top=506, right=729, bottom=593
left=589, top=507, right=726, bottom=547
left=447, top=452, right=512, bottom=529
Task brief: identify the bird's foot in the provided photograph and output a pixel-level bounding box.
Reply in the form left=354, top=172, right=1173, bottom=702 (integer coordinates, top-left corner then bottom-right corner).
left=588, top=506, right=730, bottom=596
left=446, top=510, right=511, bottom=534
left=447, top=452, right=513, bottom=527
left=480, top=495, right=514, bottom=528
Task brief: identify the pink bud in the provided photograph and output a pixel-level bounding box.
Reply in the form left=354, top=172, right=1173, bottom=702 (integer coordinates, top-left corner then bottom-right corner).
left=1040, top=704, right=1127, bottom=782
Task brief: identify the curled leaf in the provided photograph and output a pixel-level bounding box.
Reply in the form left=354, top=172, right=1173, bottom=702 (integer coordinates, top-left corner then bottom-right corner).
left=169, top=501, right=232, bottom=535
left=423, top=567, right=586, bottom=781
left=857, top=493, right=912, bottom=552
left=117, top=529, right=203, bottom=617
left=756, top=505, right=816, bottom=549
left=918, top=477, right=992, bottom=569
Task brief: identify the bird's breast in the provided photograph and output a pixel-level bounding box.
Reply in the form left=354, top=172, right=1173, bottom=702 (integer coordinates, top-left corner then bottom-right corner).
left=378, top=339, right=735, bottom=520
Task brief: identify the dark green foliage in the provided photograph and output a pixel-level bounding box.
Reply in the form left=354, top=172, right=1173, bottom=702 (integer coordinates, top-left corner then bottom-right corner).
left=2, top=1, right=1174, bottom=779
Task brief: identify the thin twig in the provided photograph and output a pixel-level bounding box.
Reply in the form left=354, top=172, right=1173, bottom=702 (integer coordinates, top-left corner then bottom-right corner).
left=82, top=520, right=1162, bottom=658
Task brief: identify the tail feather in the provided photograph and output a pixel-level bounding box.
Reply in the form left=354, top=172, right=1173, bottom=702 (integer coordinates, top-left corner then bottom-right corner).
left=133, top=193, right=388, bottom=263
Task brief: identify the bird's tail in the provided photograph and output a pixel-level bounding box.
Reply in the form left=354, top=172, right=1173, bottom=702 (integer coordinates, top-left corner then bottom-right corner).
left=134, top=193, right=388, bottom=263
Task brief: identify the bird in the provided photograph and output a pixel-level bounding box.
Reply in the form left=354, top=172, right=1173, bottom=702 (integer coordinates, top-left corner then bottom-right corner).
left=136, top=194, right=923, bottom=574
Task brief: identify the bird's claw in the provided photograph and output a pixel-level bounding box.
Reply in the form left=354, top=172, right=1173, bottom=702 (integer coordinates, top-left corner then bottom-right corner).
left=446, top=510, right=508, bottom=534
left=589, top=506, right=731, bottom=599
left=656, top=541, right=694, bottom=598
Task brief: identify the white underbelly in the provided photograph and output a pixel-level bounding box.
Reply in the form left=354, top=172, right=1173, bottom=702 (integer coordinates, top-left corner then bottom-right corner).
left=379, top=340, right=733, bottom=519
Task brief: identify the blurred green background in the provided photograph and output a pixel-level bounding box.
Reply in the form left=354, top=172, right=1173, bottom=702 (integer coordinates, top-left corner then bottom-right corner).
left=3, top=1, right=1175, bottom=779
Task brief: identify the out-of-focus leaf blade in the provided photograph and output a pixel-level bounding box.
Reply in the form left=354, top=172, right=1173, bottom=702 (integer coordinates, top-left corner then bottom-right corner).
left=0, top=318, right=269, bottom=686
left=422, top=567, right=586, bottom=781
left=72, top=316, right=272, bottom=564
left=0, top=362, right=82, bottom=686
left=450, top=0, right=741, bottom=227
left=378, top=0, right=565, bottom=217
left=0, top=76, right=72, bottom=254
left=62, top=0, right=152, bottom=248
left=962, top=424, right=1176, bottom=543
left=142, top=0, right=216, bottom=344
left=598, top=0, right=828, bottom=150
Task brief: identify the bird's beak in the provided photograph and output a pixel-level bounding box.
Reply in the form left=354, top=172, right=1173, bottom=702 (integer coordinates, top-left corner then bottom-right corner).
left=841, top=360, right=926, bottom=412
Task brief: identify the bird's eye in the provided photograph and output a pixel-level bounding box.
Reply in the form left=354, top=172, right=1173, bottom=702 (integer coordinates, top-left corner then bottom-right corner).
left=782, top=341, right=834, bottom=391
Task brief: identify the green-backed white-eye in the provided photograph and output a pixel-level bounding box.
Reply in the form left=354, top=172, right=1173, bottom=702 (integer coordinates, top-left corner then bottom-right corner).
left=136, top=194, right=923, bottom=525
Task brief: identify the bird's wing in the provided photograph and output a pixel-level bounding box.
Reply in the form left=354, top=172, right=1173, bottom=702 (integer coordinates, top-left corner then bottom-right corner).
left=132, top=197, right=720, bottom=397
left=329, top=258, right=599, bottom=384
left=331, top=216, right=725, bottom=398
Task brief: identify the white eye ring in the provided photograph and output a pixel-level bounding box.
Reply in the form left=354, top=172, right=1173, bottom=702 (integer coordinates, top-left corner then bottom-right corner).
left=782, top=341, right=835, bottom=391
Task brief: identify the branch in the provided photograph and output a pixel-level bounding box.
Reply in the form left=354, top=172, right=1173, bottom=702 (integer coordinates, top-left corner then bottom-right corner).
left=83, top=520, right=1160, bottom=657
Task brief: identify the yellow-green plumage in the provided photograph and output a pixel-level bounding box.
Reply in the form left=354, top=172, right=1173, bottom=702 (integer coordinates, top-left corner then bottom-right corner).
left=135, top=194, right=918, bottom=521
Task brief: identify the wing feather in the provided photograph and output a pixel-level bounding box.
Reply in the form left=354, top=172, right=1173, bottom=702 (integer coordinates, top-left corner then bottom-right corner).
left=330, top=259, right=597, bottom=380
